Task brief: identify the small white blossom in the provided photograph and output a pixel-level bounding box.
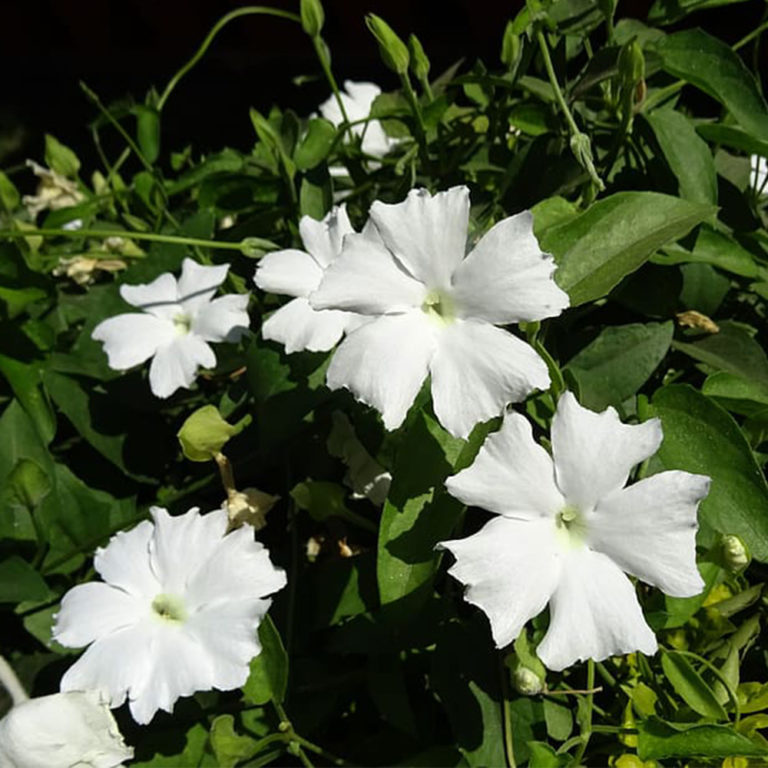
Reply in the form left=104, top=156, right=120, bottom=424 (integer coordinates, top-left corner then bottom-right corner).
left=92, top=258, right=249, bottom=398
left=750, top=154, right=768, bottom=193
left=311, top=186, right=570, bottom=438
left=22, top=160, right=85, bottom=219
left=0, top=690, right=132, bottom=768
left=254, top=205, right=364, bottom=353
left=53, top=506, right=286, bottom=724
left=439, top=392, right=709, bottom=671
left=319, top=81, right=397, bottom=159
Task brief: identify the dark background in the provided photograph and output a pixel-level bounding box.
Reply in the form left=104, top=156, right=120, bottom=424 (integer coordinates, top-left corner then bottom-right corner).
left=0, top=0, right=762, bottom=180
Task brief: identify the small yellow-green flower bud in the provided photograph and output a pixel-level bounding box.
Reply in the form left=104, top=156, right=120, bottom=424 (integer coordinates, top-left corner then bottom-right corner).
left=177, top=405, right=251, bottom=462
left=512, top=665, right=544, bottom=696
left=408, top=34, right=430, bottom=81
left=722, top=534, right=750, bottom=571
left=366, top=14, right=410, bottom=75
left=618, top=40, right=645, bottom=87
left=300, top=0, right=325, bottom=38
left=500, top=21, right=521, bottom=69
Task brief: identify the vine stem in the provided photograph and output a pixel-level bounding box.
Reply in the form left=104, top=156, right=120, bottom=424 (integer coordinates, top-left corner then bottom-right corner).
left=572, top=659, right=595, bottom=765
left=313, top=36, right=351, bottom=129
left=499, top=655, right=517, bottom=768
left=157, top=7, right=301, bottom=111
left=0, top=227, right=278, bottom=252
left=0, top=655, right=29, bottom=705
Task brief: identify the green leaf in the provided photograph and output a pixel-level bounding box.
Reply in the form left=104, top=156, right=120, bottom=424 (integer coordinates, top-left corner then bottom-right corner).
left=377, top=410, right=464, bottom=608
left=299, top=166, right=332, bottom=219
left=210, top=715, right=259, bottom=768
left=6, top=458, right=51, bottom=511
left=648, top=0, right=750, bottom=25
left=661, top=560, right=721, bottom=628
left=0, top=170, right=20, bottom=211
left=44, top=134, right=80, bottom=177
left=540, top=192, right=714, bottom=305
left=0, top=354, right=55, bottom=444
left=543, top=698, right=573, bottom=742
left=655, top=30, right=768, bottom=142
left=290, top=481, right=376, bottom=532
left=135, top=105, right=161, bottom=165
left=661, top=650, right=728, bottom=720
left=637, top=717, right=768, bottom=759
left=242, top=616, right=288, bottom=705
left=646, top=109, right=717, bottom=205
left=294, top=118, right=336, bottom=170
left=703, top=371, right=768, bottom=414
left=651, top=384, right=768, bottom=561
left=565, top=322, right=673, bottom=410
left=177, top=405, right=250, bottom=462
left=0, top=556, right=49, bottom=602
left=679, top=263, right=730, bottom=316
left=525, top=742, right=568, bottom=767
left=696, top=123, right=768, bottom=160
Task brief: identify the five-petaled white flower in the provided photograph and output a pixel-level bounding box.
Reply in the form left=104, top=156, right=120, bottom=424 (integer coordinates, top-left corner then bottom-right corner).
left=92, top=258, right=249, bottom=398
left=53, top=506, right=286, bottom=724
left=0, top=690, right=133, bottom=768
left=439, top=392, right=709, bottom=671
left=254, top=206, right=364, bottom=352
left=319, top=81, right=397, bottom=159
left=310, top=186, right=570, bottom=438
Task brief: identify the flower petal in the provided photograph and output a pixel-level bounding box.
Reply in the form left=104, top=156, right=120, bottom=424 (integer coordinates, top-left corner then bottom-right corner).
left=551, top=392, right=663, bottom=511
left=311, top=231, right=426, bottom=315
left=92, top=520, right=159, bottom=597
left=537, top=547, right=658, bottom=671
left=299, top=205, right=354, bottom=268
left=589, top=471, right=709, bottom=597
left=429, top=320, right=550, bottom=438
left=254, top=249, right=324, bottom=298
left=370, top=186, right=470, bottom=291
left=446, top=412, right=564, bottom=518
left=92, top=313, right=176, bottom=371
left=191, top=294, right=250, bottom=343
left=439, top=516, right=561, bottom=648
left=451, top=211, right=570, bottom=324
left=177, top=258, right=229, bottom=314
left=326, top=311, right=437, bottom=430
left=53, top=582, right=148, bottom=649
left=261, top=297, right=359, bottom=353
left=148, top=335, right=216, bottom=398
left=120, top=273, right=180, bottom=320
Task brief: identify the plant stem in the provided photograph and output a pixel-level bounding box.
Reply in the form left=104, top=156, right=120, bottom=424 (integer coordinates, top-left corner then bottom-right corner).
left=0, top=227, right=278, bottom=252
left=158, top=7, right=300, bottom=111
left=733, top=17, right=768, bottom=52
left=313, top=36, right=351, bottom=129
left=572, top=659, right=595, bottom=765
left=271, top=701, right=348, bottom=766
left=0, top=655, right=29, bottom=705
left=400, top=72, right=429, bottom=161
left=499, top=655, right=517, bottom=768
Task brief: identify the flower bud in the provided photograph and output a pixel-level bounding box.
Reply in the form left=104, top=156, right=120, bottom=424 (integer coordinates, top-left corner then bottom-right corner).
left=408, top=34, right=430, bottom=82
left=300, top=0, right=325, bottom=38
left=366, top=14, right=410, bottom=75
left=500, top=22, right=521, bottom=70
left=177, top=405, right=251, bottom=463
left=618, top=40, right=645, bottom=88
left=722, top=534, right=750, bottom=572
left=512, top=665, right=545, bottom=695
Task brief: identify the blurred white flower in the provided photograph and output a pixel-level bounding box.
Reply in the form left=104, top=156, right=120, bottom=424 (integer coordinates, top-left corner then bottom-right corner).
left=750, top=154, right=768, bottom=193
left=53, top=506, right=286, bottom=724
left=440, top=392, right=709, bottom=671
left=53, top=256, right=127, bottom=286
left=319, top=81, right=397, bottom=159
left=254, top=205, right=364, bottom=353
left=92, top=258, right=249, bottom=398
left=311, top=186, right=570, bottom=438
left=22, top=160, right=85, bottom=219
left=0, top=690, right=132, bottom=768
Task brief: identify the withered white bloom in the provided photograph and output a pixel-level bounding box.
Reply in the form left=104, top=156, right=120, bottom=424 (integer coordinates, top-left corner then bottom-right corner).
left=22, top=160, right=85, bottom=219
left=92, top=258, right=249, bottom=398
left=440, top=392, right=709, bottom=671
left=319, top=81, right=397, bottom=159
left=311, top=186, right=570, bottom=438
left=254, top=205, right=363, bottom=353
left=53, top=256, right=127, bottom=286
left=0, top=690, right=132, bottom=768
left=53, top=507, right=286, bottom=724
left=222, top=487, right=280, bottom=531
left=751, top=154, right=768, bottom=193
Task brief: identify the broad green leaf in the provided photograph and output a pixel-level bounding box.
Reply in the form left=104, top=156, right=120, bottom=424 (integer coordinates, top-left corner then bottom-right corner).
left=654, top=229, right=760, bottom=278
left=44, top=134, right=80, bottom=177
left=646, top=109, right=717, bottom=205
left=703, top=371, right=768, bottom=415
left=565, top=322, right=673, bottom=410
left=242, top=616, right=288, bottom=705
left=637, top=717, right=768, bottom=759
left=540, top=192, right=714, bottom=305
left=526, top=742, right=568, bottom=767
left=648, top=0, right=750, bottom=25
left=0, top=354, right=55, bottom=444
left=294, top=118, right=336, bottom=170
left=651, top=384, right=768, bottom=561
left=531, top=195, right=579, bottom=238
left=655, top=30, right=768, bottom=142
left=543, top=698, right=573, bottom=742
left=210, top=715, right=259, bottom=768
left=6, top=458, right=51, bottom=511
left=299, top=166, right=332, bottom=219
left=0, top=170, right=20, bottom=211
left=0, top=556, right=49, bottom=602
left=130, top=723, right=210, bottom=767
left=696, top=123, right=768, bottom=160
left=679, top=263, right=730, bottom=316
left=661, top=650, right=728, bottom=719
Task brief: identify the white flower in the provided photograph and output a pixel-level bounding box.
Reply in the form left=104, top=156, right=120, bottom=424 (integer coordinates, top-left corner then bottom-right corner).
left=22, top=160, right=85, bottom=219
left=310, top=186, right=570, bottom=438
left=53, top=506, right=286, bottom=724
left=0, top=690, right=133, bottom=768
left=319, top=81, right=397, bottom=159
left=254, top=205, right=364, bottom=353
left=751, top=154, right=768, bottom=193
left=92, top=258, right=249, bottom=398
left=439, top=392, right=709, bottom=671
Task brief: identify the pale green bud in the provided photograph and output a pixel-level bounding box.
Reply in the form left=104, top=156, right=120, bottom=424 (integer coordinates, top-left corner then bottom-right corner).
left=618, top=40, right=645, bottom=87
left=722, top=534, right=750, bottom=571
left=177, top=406, right=251, bottom=462
left=408, top=34, right=430, bottom=81
left=300, top=0, right=325, bottom=38
left=366, top=14, right=410, bottom=75
left=513, top=665, right=544, bottom=696
left=500, top=21, right=521, bottom=69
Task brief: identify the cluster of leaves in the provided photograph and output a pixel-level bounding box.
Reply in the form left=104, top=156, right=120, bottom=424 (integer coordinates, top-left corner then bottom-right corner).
left=1, top=0, right=768, bottom=765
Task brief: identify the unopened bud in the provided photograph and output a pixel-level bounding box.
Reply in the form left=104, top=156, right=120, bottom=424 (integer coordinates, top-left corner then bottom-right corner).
left=300, top=0, right=324, bottom=38
left=513, top=665, right=544, bottom=696
left=618, top=40, right=645, bottom=88
left=722, top=534, right=749, bottom=571
left=366, top=14, right=410, bottom=75
left=501, top=22, right=521, bottom=70
left=408, top=34, right=430, bottom=82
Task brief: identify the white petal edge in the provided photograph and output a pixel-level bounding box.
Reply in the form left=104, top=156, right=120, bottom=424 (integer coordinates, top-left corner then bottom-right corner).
left=429, top=319, right=550, bottom=439
left=451, top=211, right=570, bottom=324
left=177, top=258, right=229, bottom=314
left=92, top=313, right=176, bottom=371
left=254, top=249, right=324, bottom=298
left=299, top=205, right=354, bottom=269
left=537, top=547, right=658, bottom=671
left=589, top=470, right=709, bottom=597
left=445, top=411, right=564, bottom=518
left=120, top=272, right=180, bottom=320
left=192, top=293, right=250, bottom=343
left=92, top=519, right=160, bottom=597
left=148, top=334, right=216, bottom=398
left=551, top=392, right=663, bottom=512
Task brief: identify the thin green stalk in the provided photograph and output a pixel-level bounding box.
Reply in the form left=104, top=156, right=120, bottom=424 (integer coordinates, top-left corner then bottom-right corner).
left=733, top=16, right=768, bottom=52
left=313, top=36, right=351, bottom=129
left=0, top=227, right=278, bottom=252
left=500, top=655, right=517, bottom=768
left=641, top=80, right=684, bottom=113
left=158, top=6, right=300, bottom=111
left=572, top=659, right=595, bottom=765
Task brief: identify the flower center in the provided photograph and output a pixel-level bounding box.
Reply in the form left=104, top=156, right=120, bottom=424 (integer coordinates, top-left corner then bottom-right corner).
left=421, top=290, right=455, bottom=324
left=151, top=593, right=188, bottom=623
left=555, top=505, right=587, bottom=548
left=172, top=312, right=191, bottom=335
